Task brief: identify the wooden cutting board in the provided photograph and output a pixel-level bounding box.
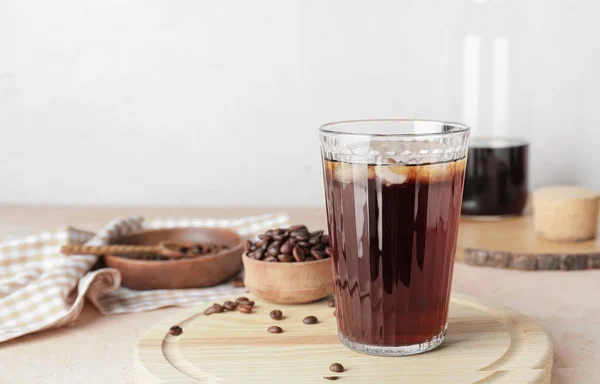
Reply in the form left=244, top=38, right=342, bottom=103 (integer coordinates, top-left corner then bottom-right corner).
left=135, top=294, right=553, bottom=383
left=457, top=214, right=600, bottom=270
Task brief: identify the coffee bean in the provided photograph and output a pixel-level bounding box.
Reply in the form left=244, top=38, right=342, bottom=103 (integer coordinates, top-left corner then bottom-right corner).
left=277, top=253, right=294, bottom=262
left=329, top=363, right=344, bottom=373
left=256, top=239, right=271, bottom=249
left=290, top=230, right=309, bottom=238
left=248, top=249, right=264, bottom=260
left=238, top=303, right=253, bottom=313
left=244, top=240, right=252, bottom=253
left=270, top=309, right=283, bottom=320
left=236, top=296, right=249, bottom=303
left=223, top=300, right=238, bottom=311
left=249, top=226, right=329, bottom=263
left=203, top=304, right=219, bottom=316
left=288, top=224, right=307, bottom=232
left=292, top=246, right=305, bottom=262
left=323, top=376, right=339, bottom=380
left=213, top=304, right=225, bottom=313
left=303, top=316, right=318, bottom=324
left=280, top=241, right=293, bottom=254
left=169, top=325, right=183, bottom=336
left=328, top=298, right=335, bottom=308
left=295, top=234, right=310, bottom=241
left=311, top=250, right=325, bottom=260
left=237, top=298, right=255, bottom=306
left=268, top=326, right=283, bottom=334
left=267, top=242, right=282, bottom=256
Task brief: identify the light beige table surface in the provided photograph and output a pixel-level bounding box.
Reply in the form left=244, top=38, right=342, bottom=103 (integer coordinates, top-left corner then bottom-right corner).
left=0, top=205, right=598, bottom=384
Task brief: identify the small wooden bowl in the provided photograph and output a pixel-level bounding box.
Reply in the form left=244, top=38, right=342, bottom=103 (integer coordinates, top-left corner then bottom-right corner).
left=105, top=228, right=244, bottom=290
left=242, top=254, right=333, bottom=304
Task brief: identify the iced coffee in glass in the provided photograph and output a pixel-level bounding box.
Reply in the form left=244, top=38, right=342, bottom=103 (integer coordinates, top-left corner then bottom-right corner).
left=319, top=120, right=469, bottom=356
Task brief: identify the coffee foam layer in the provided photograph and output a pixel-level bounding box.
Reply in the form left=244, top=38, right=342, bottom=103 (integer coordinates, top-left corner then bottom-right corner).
left=326, top=158, right=466, bottom=186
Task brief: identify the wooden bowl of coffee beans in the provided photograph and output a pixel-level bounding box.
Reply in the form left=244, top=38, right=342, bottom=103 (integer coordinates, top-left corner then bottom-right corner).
left=242, top=225, right=334, bottom=304
left=105, top=227, right=244, bottom=290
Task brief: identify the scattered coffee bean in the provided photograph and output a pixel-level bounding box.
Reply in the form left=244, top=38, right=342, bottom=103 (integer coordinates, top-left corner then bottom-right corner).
left=323, top=376, right=339, bottom=381
left=329, top=363, right=344, bottom=373
left=238, top=303, right=253, bottom=313
left=223, top=300, right=238, bottom=311
left=303, top=315, right=318, bottom=324
left=169, top=325, right=183, bottom=336
left=328, top=298, right=335, bottom=308
left=268, top=326, right=283, bottom=334
left=236, top=297, right=249, bottom=303
left=204, top=304, right=221, bottom=316
left=213, top=304, right=225, bottom=313
left=270, top=309, right=283, bottom=320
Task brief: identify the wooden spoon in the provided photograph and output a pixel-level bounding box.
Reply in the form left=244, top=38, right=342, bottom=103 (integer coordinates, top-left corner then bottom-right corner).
left=61, top=241, right=226, bottom=260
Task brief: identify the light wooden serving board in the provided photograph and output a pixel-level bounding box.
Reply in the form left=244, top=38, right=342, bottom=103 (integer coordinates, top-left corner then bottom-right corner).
left=135, top=294, right=553, bottom=383
left=457, top=214, right=600, bottom=270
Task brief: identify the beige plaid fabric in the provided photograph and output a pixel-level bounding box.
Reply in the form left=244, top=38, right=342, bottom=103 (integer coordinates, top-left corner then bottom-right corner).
left=0, top=214, right=289, bottom=343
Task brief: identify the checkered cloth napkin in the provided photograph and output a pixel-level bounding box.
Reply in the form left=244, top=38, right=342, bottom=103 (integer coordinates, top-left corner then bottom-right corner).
left=0, top=214, right=289, bottom=343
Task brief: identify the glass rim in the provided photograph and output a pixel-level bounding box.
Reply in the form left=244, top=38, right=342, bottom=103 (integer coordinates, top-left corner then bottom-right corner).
left=319, top=119, right=470, bottom=137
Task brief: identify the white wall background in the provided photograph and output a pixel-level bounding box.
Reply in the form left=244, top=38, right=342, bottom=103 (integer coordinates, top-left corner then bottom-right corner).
left=1, top=0, right=598, bottom=206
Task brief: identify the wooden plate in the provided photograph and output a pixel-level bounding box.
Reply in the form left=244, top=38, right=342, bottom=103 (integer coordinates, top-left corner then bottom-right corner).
left=135, top=293, right=553, bottom=383
left=457, top=214, right=600, bottom=270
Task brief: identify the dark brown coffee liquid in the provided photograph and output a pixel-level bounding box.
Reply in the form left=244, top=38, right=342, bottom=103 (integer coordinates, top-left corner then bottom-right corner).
left=462, top=140, right=528, bottom=216
left=323, top=159, right=465, bottom=347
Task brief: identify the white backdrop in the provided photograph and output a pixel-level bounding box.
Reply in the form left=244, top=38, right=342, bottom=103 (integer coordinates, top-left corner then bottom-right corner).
left=1, top=0, right=598, bottom=205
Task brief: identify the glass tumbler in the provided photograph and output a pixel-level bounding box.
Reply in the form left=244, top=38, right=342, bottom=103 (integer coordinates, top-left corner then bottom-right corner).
left=319, top=120, right=470, bottom=356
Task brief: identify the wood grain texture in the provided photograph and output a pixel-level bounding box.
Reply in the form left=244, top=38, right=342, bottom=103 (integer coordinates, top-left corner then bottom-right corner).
left=457, top=214, right=600, bottom=270
left=135, top=294, right=553, bottom=384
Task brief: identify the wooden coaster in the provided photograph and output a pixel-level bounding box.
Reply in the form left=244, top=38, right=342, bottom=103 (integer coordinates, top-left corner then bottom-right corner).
left=457, top=214, right=600, bottom=270
left=135, top=294, right=553, bottom=383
